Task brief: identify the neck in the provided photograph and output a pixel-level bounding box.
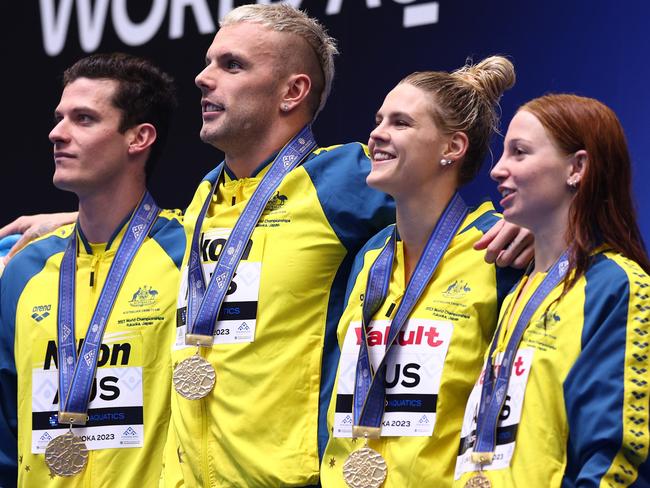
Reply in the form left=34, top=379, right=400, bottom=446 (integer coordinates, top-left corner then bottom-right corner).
left=224, top=119, right=309, bottom=179
left=531, top=211, right=569, bottom=274
left=77, top=181, right=146, bottom=243
left=395, top=183, right=456, bottom=282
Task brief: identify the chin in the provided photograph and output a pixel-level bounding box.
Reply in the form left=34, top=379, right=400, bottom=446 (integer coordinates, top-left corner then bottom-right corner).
left=366, top=168, right=390, bottom=191
left=52, top=173, right=74, bottom=192
left=199, top=127, right=227, bottom=150
left=501, top=209, right=528, bottom=230
left=53, top=171, right=86, bottom=195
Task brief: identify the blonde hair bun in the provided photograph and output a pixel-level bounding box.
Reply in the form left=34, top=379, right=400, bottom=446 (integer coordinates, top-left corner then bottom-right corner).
left=453, top=56, right=515, bottom=105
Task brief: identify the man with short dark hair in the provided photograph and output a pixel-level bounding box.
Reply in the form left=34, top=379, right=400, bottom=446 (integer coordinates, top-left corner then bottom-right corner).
left=0, top=52, right=185, bottom=487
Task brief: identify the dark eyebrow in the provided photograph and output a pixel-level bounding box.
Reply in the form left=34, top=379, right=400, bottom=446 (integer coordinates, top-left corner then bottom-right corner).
left=54, top=106, right=102, bottom=118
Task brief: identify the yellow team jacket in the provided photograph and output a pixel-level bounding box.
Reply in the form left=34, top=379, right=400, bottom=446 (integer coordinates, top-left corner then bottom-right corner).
left=0, top=209, right=185, bottom=488
left=167, top=143, right=395, bottom=487
left=321, top=202, right=520, bottom=487
left=453, top=250, right=650, bottom=487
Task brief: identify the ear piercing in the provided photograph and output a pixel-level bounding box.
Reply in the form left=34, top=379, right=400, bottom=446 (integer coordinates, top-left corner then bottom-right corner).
left=567, top=177, right=580, bottom=188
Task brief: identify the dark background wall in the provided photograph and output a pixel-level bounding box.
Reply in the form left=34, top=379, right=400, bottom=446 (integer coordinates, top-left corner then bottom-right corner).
left=3, top=1, right=649, bottom=246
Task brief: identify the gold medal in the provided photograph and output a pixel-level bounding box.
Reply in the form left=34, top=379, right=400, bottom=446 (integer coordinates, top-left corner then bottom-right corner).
left=342, top=446, right=387, bottom=488
left=44, top=431, right=88, bottom=477
left=173, top=354, right=216, bottom=400
left=464, top=471, right=491, bottom=488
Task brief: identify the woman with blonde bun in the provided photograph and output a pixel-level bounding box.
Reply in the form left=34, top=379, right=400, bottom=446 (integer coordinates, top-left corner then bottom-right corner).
left=454, top=94, right=650, bottom=486
left=320, top=56, right=525, bottom=487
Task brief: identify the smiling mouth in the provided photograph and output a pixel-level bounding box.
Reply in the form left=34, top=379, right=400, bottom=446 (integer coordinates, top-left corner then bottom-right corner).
left=500, top=188, right=515, bottom=197
left=202, top=102, right=225, bottom=113
left=372, top=150, right=396, bottom=162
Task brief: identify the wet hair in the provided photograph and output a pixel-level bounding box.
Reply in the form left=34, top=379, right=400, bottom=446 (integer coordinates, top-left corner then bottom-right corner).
left=401, top=56, right=515, bottom=185
left=63, top=52, right=177, bottom=178
left=521, top=94, right=650, bottom=290
left=221, top=3, right=338, bottom=118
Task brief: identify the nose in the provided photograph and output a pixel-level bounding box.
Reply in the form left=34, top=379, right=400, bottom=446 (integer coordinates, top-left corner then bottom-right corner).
left=195, top=64, right=215, bottom=92
left=49, top=119, right=69, bottom=145
left=369, top=121, right=389, bottom=146
left=490, top=153, right=508, bottom=182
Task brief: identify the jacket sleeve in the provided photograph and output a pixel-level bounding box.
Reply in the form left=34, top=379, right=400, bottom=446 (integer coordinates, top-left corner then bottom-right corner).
left=562, top=257, right=650, bottom=487
left=0, top=275, right=18, bottom=488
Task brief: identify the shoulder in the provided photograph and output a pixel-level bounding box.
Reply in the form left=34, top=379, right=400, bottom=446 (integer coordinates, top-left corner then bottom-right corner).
left=4, top=224, right=72, bottom=277
left=1, top=224, right=72, bottom=314
left=309, top=142, right=369, bottom=162
left=357, top=225, right=394, bottom=257
left=459, top=200, right=500, bottom=236
left=200, top=165, right=223, bottom=185
left=302, top=142, right=371, bottom=183
left=149, top=209, right=186, bottom=270
left=584, top=250, right=646, bottom=294
left=579, top=250, right=649, bottom=341
left=151, top=208, right=184, bottom=235
left=300, top=143, right=395, bottom=251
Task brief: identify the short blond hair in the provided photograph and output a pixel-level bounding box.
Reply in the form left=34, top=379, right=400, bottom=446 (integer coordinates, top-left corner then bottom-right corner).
left=222, top=4, right=338, bottom=118
left=402, top=56, right=515, bottom=185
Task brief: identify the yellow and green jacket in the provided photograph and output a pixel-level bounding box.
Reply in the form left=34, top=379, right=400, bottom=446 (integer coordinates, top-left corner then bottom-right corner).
left=453, top=250, right=650, bottom=487
left=0, top=209, right=185, bottom=488
left=167, top=143, right=395, bottom=487
left=320, top=202, right=520, bottom=487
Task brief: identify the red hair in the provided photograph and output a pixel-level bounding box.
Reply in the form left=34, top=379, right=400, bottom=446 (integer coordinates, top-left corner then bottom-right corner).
left=521, top=94, right=650, bottom=287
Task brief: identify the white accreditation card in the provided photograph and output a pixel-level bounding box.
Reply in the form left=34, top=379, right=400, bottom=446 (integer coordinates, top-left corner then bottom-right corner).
left=333, top=319, right=453, bottom=437
left=454, top=348, right=534, bottom=478
left=32, top=332, right=145, bottom=452
left=176, top=228, right=263, bottom=347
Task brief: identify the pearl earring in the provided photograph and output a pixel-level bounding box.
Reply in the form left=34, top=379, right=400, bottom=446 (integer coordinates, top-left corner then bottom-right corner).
left=567, top=177, right=580, bottom=188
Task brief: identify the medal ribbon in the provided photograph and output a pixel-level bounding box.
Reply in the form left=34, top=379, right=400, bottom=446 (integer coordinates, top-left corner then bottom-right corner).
left=472, top=251, right=569, bottom=460
left=57, top=191, right=160, bottom=420
left=353, top=193, right=468, bottom=431
left=186, top=125, right=316, bottom=340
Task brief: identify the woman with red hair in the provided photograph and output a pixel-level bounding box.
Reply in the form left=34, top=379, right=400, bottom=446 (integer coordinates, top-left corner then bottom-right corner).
left=454, top=94, right=650, bottom=486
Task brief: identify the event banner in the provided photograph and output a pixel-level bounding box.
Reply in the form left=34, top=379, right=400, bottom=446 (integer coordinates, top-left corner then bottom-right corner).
left=3, top=1, right=649, bottom=245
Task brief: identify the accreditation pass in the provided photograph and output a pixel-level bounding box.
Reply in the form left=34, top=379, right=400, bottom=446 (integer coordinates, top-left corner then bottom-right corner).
left=454, top=348, right=534, bottom=478
left=31, top=332, right=144, bottom=452
left=333, top=319, right=453, bottom=437
left=176, top=228, right=263, bottom=346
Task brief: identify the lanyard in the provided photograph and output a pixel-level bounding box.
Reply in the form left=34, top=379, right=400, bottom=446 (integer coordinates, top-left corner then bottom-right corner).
left=471, top=251, right=569, bottom=463
left=57, top=191, right=159, bottom=424
left=185, top=125, right=316, bottom=345
left=352, top=193, right=468, bottom=437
